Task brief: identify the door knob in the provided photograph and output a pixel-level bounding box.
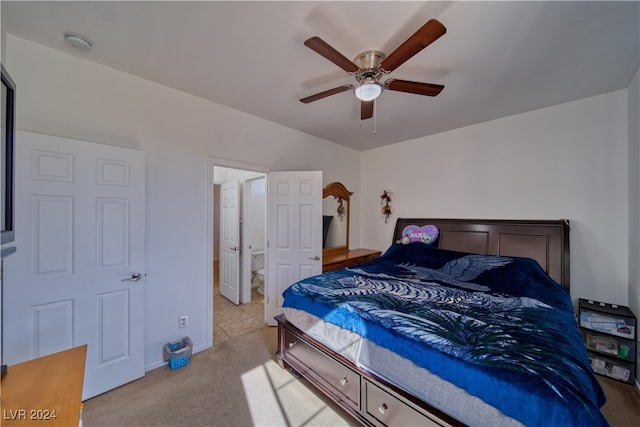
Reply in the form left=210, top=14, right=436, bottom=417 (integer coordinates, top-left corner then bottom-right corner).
left=121, top=273, right=143, bottom=282
left=308, top=255, right=320, bottom=261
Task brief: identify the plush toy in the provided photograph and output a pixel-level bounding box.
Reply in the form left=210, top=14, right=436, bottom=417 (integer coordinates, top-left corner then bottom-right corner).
left=400, top=224, right=439, bottom=245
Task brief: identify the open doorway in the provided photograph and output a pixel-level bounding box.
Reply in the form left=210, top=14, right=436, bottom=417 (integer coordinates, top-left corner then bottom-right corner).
left=206, top=160, right=323, bottom=346
left=212, top=165, right=267, bottom=345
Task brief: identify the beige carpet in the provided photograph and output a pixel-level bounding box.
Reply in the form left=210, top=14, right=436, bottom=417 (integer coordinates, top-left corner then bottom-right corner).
left=599, top=375, right=640, bottom=427
left=82, top=326, right=353, bottom=427
left=83, top=325, right=640, bottom=427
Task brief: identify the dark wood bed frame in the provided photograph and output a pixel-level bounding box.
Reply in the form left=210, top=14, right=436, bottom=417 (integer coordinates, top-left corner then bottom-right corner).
left=276, top=218, right=570, bottom=426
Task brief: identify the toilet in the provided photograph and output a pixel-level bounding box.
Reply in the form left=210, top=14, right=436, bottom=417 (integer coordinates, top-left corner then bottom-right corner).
left=251, top=251, right=265, bottom=295
left=256, top=269, right=265, bottom=295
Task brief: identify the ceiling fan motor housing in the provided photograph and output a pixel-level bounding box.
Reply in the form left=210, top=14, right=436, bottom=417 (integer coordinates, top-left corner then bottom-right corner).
left=353, top=50, right=385, bottom=82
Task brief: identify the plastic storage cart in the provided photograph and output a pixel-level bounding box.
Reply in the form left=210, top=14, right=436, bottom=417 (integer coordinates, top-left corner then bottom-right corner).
left=579, top=299, right=636, bottom=384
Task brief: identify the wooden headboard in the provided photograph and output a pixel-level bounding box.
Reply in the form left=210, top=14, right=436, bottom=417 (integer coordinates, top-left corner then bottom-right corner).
left=393, top=218, right=570, bottom=290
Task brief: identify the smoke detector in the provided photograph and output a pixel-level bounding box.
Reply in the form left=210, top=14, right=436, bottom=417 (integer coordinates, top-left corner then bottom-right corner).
left=64, top=32, right=92, bottom=52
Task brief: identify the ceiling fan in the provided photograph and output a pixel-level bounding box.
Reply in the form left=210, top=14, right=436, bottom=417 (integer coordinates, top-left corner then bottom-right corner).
left=300, top=19, right=446, bottom=120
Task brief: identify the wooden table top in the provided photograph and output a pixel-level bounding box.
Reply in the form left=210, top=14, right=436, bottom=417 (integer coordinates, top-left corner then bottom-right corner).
left=1, top=345, right=87, bottom=426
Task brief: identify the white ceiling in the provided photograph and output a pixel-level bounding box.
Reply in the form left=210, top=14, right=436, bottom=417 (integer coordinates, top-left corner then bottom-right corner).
left=2, top=1, right=639, bottom=151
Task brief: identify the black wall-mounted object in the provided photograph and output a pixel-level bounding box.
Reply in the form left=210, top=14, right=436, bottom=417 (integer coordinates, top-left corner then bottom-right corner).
left=1, top=64, right=16, bottom=258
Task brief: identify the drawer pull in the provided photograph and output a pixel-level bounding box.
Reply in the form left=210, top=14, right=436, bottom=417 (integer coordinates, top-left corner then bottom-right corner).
left=288, top=341, right=296, bottom=348
left=339, top=377, right=349, bottom=386
left=378, top=403, right=388, bottom=414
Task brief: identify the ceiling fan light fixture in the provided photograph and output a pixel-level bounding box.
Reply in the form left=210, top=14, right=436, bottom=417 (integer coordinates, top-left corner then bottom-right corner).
left=354, top=80, right=382, bottom=101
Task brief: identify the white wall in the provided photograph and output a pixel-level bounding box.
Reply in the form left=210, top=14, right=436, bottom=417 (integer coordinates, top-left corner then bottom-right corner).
left=362, top=90, right=630, bottom=306
left=0, top=5, right=5, bottom=65
left=5, top=35, right=362, bottom=369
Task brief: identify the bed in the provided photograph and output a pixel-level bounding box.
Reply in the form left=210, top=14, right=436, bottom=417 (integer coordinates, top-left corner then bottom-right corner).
left=275, top=218, right=608, bottom=427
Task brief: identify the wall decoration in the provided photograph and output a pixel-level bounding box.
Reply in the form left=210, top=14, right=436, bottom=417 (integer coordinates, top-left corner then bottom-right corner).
left=380, top=190, right=392, bottom=223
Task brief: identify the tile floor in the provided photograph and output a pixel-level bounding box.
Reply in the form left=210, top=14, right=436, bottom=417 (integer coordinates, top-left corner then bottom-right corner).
left=213, top=262, right=266, bottom=344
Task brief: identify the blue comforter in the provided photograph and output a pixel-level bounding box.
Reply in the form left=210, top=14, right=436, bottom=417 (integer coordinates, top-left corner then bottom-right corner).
left=283, top=243, right=608, bottom=426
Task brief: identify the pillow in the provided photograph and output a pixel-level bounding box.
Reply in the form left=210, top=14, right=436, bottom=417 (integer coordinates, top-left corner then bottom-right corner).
left=400, top=224, right=439, bottom=245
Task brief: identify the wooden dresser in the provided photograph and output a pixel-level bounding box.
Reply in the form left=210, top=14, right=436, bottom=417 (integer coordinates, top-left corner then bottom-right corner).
left=1, top=345, right=87, bottom=426
left=322, top=248, right=381, bottom=272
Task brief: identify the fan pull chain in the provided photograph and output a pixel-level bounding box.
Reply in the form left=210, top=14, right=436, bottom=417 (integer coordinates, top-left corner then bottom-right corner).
left=373, top=100, right=377, bottom=135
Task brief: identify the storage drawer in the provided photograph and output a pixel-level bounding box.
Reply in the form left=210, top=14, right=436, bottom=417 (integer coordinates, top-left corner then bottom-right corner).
left=361, top=254, right=380, bottom=263
left=587, top=351, right=635, bottom=384
left=582, top=329, right=635, bottom=362
left=364, top=380, right=441, bottom=427
left=341, top=259, right=362, bottom=268
left=284, top=329, right=360, bottom=410
left=324, top=261, right=348, bottom=272
left=342, top=254, right=380, bottom=268
left=580, top=307, right=636, bottom=339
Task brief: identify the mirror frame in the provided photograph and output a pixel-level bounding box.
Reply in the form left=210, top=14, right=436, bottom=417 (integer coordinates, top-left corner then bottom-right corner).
left=323, top=182, right=353, bottom=257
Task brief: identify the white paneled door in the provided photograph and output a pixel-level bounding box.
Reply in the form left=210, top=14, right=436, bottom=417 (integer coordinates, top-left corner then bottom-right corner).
left=4, top=131, right=146, bottom=400
left=220, top=180, right=241, bottom=305
left=266, top=171, right=322, bottom=325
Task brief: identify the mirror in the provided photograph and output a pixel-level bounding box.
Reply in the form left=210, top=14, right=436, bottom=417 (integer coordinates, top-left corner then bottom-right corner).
left=323, top=182, right=352, bottom=256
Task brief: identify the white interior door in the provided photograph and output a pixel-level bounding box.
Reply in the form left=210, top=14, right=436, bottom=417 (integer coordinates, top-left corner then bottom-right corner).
left=266, top=171, right=322, bottom=326
left=3, top=131, right=145, bottom=400
left=220, top=180, right=240, bottom=305
left=240, top=175, right=266, bottom=304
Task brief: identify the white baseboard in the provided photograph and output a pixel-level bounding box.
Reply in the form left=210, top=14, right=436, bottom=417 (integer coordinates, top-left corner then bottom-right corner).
left=145, top=359, right=166, bottom=371
left=145, top=342, right=210, bottom=372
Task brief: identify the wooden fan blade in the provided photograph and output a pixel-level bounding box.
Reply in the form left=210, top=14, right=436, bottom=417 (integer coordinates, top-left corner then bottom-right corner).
left=304, top=37, right=359, bottom=73
left=385, top=79, right=444, bottom=96
left=361, top=101, right=374, bottom=120
left=379, top=19, right=446, bottom=73
left=300, top=85, right=352, bottom=103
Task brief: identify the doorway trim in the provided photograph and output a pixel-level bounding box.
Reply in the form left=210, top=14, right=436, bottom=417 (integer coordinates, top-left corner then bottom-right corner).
left=206, top=156, right=269, bottom=348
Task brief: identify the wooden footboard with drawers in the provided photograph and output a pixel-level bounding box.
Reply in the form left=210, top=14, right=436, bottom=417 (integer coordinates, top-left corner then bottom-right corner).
left=275, top=314, right=462, bottom=427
